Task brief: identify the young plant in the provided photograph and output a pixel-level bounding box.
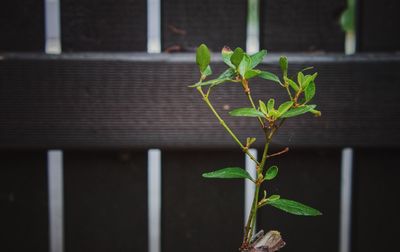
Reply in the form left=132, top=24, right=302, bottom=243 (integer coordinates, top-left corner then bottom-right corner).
left=190, top=44, right=322, bottom=251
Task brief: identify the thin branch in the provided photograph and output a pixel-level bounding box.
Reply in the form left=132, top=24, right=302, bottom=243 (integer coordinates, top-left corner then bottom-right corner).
left=267, top=147, right=289, bottom=159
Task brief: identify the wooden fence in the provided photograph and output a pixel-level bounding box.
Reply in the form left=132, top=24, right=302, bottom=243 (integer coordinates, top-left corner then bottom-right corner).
left=1, top=0, right=399, bottom=252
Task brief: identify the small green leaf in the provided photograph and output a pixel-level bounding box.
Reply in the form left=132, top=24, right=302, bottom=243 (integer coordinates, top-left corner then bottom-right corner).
left=302, top=73, right=317, bottom=90
left=230, top=47, right=244, bottom=67
left=267, top=195, right=280, bottom=202
left=244, top=69, right=261, bottom=79
left=202, top=167, right=254, bottom=181
left=189, top=78, right=232, bottom=88
left=258, top=71, right=280, bottom=83
left=221, top=46, right=235, bottom=68
left=340, top=6, right=355, bottom=32
left=259, top=100, right=267, bottom=115
left=310, top=109, right=322, bottom=117
left=229, top=108, right=265, bottom=117
left=250, top=50, right=267, bottom=68
left=265, top=165, right=278, bottom=180
left=277, top=101, right=294, bottom=116
left=203, top=65, right=212, bottom=77
left=217, top=68, right=236, bottom=80
left=297, top=72, right=305, bottom=88
left=281, top=105, right=317, bottom=118
left=238, top=55, right=252, bottom=77
left=305, top=81, right=316, bottom=102
left=246, top=137, right=256, bottom=146
left=284, top=77, right=299, bottom=92
left=279, top=56, right=288, bottom=77
left=268, top=199, right=322, bottom=216
left=267, top=98, right=275, bottom=114
left=196, top=44, right=211, bottom=73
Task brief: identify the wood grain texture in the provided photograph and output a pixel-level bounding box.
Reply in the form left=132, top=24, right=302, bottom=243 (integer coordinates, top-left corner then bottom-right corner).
left=261, top=0, right=345, bottom=52
left=0, top=1, right=44, bottom=52
left=0, top=151, right=48, bottom=251
left=358, top=0, right=400, bottom=52
left=257, top=148, right=341, bottom=252
left=162, top=149, right=244, bottom=252
left=64, top=150, right=147, bottom=252
left=61, top=0, right=147, bottom=51
left=162, top=0, right=246, bottom=52
left=0, top=53, right=399, bottom=149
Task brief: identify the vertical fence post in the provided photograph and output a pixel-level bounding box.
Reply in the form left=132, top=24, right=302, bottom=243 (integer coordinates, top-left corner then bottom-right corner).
left=246, top=0, right=260, bottom=53
left=147, top=0, right=161, bottom=53
left=47, top=150, right=64, bottom=252
left=245, top=149, right=258, bottom=236
left=45, top=0, right=61, bottom=54
left=339, top=148, right=354, bottom=252
left=148, top=149, right=161, bottom=252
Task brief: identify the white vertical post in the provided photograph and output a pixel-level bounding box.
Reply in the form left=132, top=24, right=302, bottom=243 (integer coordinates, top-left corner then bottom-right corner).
left=47, top=150, right=64, bottom=252
left=148, top=149, right=161, bottom=252
left=45, top=0, right=61, bottom=54
left=147, top=0, right=161, bottom=53
left=339, top=148, right=354, bottom=252
left=246, top=0, right=260, bottom=53
left=245, top=149, right=258, bottom=235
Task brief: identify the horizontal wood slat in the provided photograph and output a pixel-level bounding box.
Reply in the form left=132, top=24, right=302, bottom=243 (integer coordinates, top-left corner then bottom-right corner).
left=0, top=53, right=399, bottom=149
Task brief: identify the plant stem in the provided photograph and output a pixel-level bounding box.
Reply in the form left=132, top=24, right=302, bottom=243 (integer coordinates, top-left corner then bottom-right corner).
left=242, top=79, right=265, bottom=128
left=197, top=88, right=259, bottom=166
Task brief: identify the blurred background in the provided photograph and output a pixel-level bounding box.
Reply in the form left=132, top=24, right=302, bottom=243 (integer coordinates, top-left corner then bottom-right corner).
left=1, top=0, right=399, bottom=252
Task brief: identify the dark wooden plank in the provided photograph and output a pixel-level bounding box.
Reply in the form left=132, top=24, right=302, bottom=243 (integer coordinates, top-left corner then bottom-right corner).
left=0, top=1, right=44, bottom=51
left=261, top=0, right=345, bottom=52
left=352, top=148, right=399, bottom=252
left=0, top=53, right=400, bottom=149
left=61, top=0, right=147, bottom=51
left=257, top=148, right=341, bottom=252
left=0, top=151, right=48, bottom=251
left=64, top=151, right=147, bottom=251
left=358, top=0, right=400, bottom=52
left=162, top=0, right=246, bottom=52
left=162, top=149, right=244, bottom=252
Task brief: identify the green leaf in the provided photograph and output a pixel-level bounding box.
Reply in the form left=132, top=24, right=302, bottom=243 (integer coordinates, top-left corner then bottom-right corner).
left=229, top=108, right=265, bottom=117
left=189, top=78, right=232, bottom=88
left=221, top=46, right=235, bottom=68
left=277, top=101, right=294, bottom=116
left=267, top=98, right=275, bottom=114
left=217, top=68, right=236, bottom=80
left=284, top=77, right=299, bottom=92
left=340, top=6, right=355, bottom=32
left=281, top=105, right=317, bottom=118
left=203, top=65, right=212, bottom=77
left=267, top=194, right=280, bottom=202
left=258, top=71, right=280, bottom=83
left=268, top=199, right=322, bottom=216
left=238, top=54, right=252, bottom=77
left=259, top=100, right=267, bottom=115
left=297, top=72, right=305, bottom=88
left=202, top=167, right=254, bottom=181
left=265, top=165, right=278, bottom=180
left=310, top=109, right=322, bottom=117
left=196, top=44, right=211, bottom=73
left=279, top=56, right=288, bottom=77
left=244, top=69, right=261, bottom=79
left=250, top=50, right=267, bottom=68
left=246, top=137, right=257, bottom=146
left=302, top=73, right=317, bottom=90
left=230, top=47, right=244, bottom=67
left=304, top=81, right=316, bottom=102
